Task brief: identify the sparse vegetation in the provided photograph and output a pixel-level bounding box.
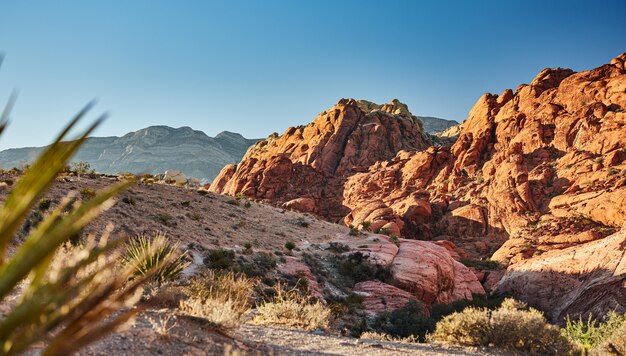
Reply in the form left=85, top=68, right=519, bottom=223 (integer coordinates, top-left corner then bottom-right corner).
left=153, top=212, right=174, bottom=225
left=79, top=187, right=96, bottom=199
left=373, top=300, right=434, bottom=341
left=122, top=233, right=189, bottom=283
left=563, top=311, right=626, bottom=354
left=285, top=241, right=296, bottom=251
left=204, top=248, right=236, bottom=270
left=252, top=283, right=331, bottom=330
left=460, top=258, right=501, bottom=270
left=335, top=252, right=393, bottom=285
left=38, top=198, right=52, bottom=211
left=361, top=221, right=372, bottom=231
left=71, top=160, right=91, bottom=177
left=180, top=271, right=256, bottom=331
left=429, top=298, right=573, bottom=354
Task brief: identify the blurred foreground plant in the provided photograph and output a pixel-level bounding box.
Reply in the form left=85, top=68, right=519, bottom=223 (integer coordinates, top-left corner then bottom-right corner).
left=0, top=83, right=170, bottom=354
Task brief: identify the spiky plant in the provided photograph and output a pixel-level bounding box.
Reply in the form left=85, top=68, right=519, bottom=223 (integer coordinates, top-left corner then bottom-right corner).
left=0, top=69, right=170, bottom=354
left=122, top=233, right=189, bottom=283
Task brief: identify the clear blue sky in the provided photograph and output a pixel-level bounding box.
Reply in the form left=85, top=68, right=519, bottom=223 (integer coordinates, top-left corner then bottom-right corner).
left=0, top=0, right=624, bottom=149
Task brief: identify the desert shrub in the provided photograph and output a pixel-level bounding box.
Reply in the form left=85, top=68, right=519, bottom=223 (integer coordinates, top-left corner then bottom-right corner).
left=373, top=300, right=434, bottom=341
left=327, top=242, right=350, bottom=253
left=430, top=294, right=506, bottom=321
left=361, top=221, right=372, bottom=231
left=377, top=227, right=391, bottom=236
left=197, top=189, right=208, bottom=196
left=79, top=188, right=96, bottom=199
left=359, top=331, right=418, bottom=343
left=181, top=200, right=191, bottom=207
left=460, top=258, right=501, bottom=270
left=429, top=298, right=573, bottom=354
left=71, top=160, right=91, bottom=176
left=226, top=199, right=239, bottom=206
left=252, top=283, right=330, bottom=330
left=564, top=311, right=626, bottom=354
left=591, top=320, right=626, bottom=355
left=152, top=212, right=174, bottom=225
left=243, top=200, right=251, bottom=208
left=335, top=252, right=393, bottom=284
left=238, top=252, right=277, bottom=277
left=204, top=248, right=236, bottom=270
left=285, top=241, right=296, bottom=251
left=122, top=233, right=189, bottom=283
left=180, top=271, right=256, bottom=331
left=121, top=195, right=135, bottom=205
left=38, top=198, right=52, bottom=211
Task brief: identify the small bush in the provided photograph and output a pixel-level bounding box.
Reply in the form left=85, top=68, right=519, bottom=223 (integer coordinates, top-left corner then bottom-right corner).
left=252, top=283, right=330, bottom=330
left=564, top=311, right=626, bottom=354
left=430, top=298, right=573, bottom=354
left=121, top=196, right=135, bottom=205
left=373, top=300, right=434, bottom=341
left=285, top=241, right=296, bottom=251
left=38, top=198, right=52, bottom=211
left=71, top=161, right=91, bottom=176
left=79, top=188, right=96, bottom=199
left=197, top=189, right=209, bottom=196
left=591, top=320, right=626, bottom=355
left=361, top=221, right=372, bottom=231
left=180, top=271, right=256, bottom=331
left=122, top=233, right=189, bottom=283
left=335, top=252, right=393, bottom=284
left=153, top=213, right=174, bottom=225
left=181, top=200, right=191, bottom=207
left=377, top=227, right=391, bottom=236
left=460, top=258, right=501, bottom=270
left=238, top=252, right=277, bottom=277
left=327, top=242, right=350, bottom=253
left=204, top=249, right=236, bottom=270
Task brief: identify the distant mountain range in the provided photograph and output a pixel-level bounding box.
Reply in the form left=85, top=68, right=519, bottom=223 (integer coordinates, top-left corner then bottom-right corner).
left=416, top=116, right=459, bottom=134
left=0, top=126, right=259, bottom=181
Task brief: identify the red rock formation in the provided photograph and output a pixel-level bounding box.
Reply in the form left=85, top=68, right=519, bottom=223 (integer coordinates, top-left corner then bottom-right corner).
left=494, top=225, right=626, bottom=322
left=210, top=98, right=431, bottom=221
left=212, top=54, right=626, bottom=315
left=336, top=234, right=485, bottom=306
left=353, top=281, right=426, bottom=317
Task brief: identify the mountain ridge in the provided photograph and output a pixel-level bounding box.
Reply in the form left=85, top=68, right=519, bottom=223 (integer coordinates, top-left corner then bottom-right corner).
left=0, top=126, right=260, bottom=181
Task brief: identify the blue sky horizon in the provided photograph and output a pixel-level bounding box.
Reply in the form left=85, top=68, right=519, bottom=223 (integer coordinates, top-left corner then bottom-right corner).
left=0, top=0, right=625, bottom=149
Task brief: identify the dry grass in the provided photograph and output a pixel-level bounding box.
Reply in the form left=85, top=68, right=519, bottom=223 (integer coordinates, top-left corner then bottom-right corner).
left=179, top=271, right=255, bottom=331
left=429, top=298, right=573, bottom=355
left=590, top=320, right=626, bottom=355
left=359, top=331, right=417, bottom=343
left=251, top=283, right=330, bottom=331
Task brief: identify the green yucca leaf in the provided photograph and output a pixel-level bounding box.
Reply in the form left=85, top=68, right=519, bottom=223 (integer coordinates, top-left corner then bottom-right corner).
left=0, top=101, right=106, bottom=264
left=0, top=179, right=132, bottom=302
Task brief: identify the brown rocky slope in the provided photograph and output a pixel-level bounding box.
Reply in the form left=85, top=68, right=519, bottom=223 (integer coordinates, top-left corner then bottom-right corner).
left=211, top=53, right=626, bottom=321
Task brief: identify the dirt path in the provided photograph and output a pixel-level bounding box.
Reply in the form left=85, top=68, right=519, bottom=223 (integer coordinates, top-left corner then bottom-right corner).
left=236, top=324, right=499, bottom=356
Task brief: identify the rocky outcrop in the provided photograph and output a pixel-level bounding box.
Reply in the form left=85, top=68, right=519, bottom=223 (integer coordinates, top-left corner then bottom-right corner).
left=353, top=281, right=425, bottom=316
left=210, top=98, right=431, bottom=221
left=212, top=54, right=626, bottom=316
left=0, top=126, right=259, bottom=180
left=494, top=226, right=626, bottom=323
left=416, top=116, right=459, bottom=135
left=336, top=234, right=485, bottom=306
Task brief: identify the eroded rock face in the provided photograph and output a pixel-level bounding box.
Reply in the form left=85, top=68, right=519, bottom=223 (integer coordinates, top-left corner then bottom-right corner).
left=494, top=226, right=626, bottom=322
left=210, top=98, right=431, bottom=221
left=337, top=234, right=485, bottom=306
left=353, top=281, right=425, bottom=316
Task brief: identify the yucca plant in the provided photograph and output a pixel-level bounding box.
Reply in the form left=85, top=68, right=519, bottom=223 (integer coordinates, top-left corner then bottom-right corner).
left=0, top=67, right=171, bottom=354
left=122, top=233, right=189, bottom=283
